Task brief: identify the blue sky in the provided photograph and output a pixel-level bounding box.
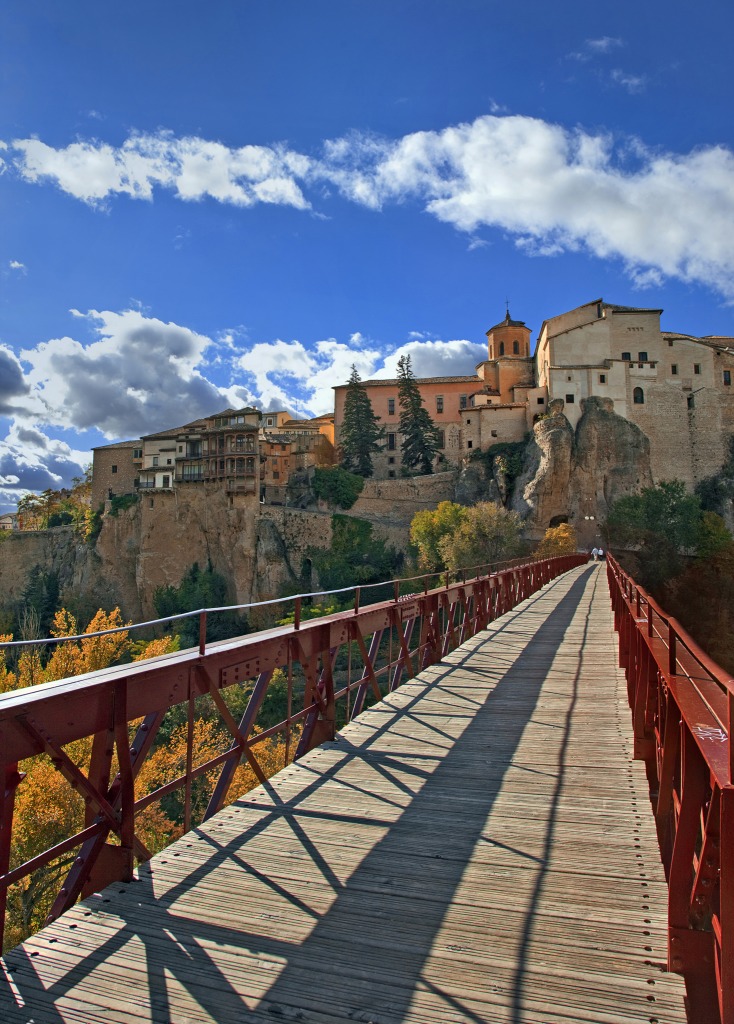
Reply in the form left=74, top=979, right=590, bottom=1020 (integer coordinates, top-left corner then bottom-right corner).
left=1, top=0, right=733, bottom=512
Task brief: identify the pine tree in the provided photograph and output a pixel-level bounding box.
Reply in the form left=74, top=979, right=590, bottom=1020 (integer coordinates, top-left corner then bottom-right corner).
left=339, top=366, right=384, bottom=477
left=397, top=355, right=441, bottom=475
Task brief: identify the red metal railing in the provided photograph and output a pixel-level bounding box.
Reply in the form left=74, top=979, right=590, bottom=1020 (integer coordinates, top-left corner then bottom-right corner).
left=607, top=553, right=734, bottom=1024
left=0, top=554, right=585, bottom=951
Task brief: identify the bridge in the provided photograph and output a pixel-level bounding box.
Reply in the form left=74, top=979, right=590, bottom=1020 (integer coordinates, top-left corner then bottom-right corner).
left=0, top=556, right=731, bottom=1022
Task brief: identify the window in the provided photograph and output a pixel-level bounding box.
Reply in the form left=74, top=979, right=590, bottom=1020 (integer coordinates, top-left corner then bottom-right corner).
left=466, top=418, right=471, bottom=425
left=638, top=351, right=648, bottom=361
left=166, top=459, right=172, bottom=465
left=387, top=433, right=396, bottom=450
left=537, top=397, right=545, bottom=405
left=567, top=375, right=572, bottom=381
left=436, top=395, right=444, bottom=413
left=266, top=417, right=274, bottom=426
left=273, top=472, right=280, bottom=480
left=162, top=475, right=170, bottom=488
left=150, top=499, right=154, bottom=508
left=388, top=456, right=395, bottom=464
left=599, top=374, right=606, bottom=384
left=694, top=364, right=701, bottom=375
left=668, top=339, right=674, bottom=347
left=565, top=394, right=575, bottom=404
left=153, top=456, right=159, bottom=466
left=687, top=394, right=695, bottom=410
left=470, top=394, right=476, bottom=407
left=437, top=430, right=445, bottom=449
left=499, top=342, right=505, bottom=356
left=111, top=465, right=118, bottom=474
left=513, top=341, right=519, bottom=354
left=459, top=394, right=467, bottom=409
left=388, top=470, right=395, bottom=478
left=622, top=351, right=631, bottom=361
left=724, top=371, right=732, bottom=386
left=671, top=364, right=678, bottom=375
left=387, top=398, right=395, bottom=416
left=467, top=440, right=473, bottom=449
left=491, top=430, right=498, bottom=438
left=133, top=448, right=142, bottom=459
left=633, top=387, right=645, bottom=404
left=178, top=446, right=183, bottom=453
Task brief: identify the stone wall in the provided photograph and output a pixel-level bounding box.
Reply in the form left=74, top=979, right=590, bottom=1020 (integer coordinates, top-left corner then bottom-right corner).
left=349, top=471, right=457, bottom=523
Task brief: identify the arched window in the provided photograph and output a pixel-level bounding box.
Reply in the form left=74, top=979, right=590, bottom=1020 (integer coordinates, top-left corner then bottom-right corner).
left=633, top=387, right=644, bottom=405
left=499, top=342, right=505, bottom=356
left=513, top=341, right=519, bottom=354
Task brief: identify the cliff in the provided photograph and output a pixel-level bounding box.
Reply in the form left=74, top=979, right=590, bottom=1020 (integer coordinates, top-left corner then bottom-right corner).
left=512, top=396, right=653, bottom=539
left=0, top=410, right=652, bottom=623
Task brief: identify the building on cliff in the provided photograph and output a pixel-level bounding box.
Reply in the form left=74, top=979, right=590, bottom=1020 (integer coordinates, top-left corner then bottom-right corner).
left=92, top=407, right=336, bottom=510
left=333, top=299, right=734, bottom=489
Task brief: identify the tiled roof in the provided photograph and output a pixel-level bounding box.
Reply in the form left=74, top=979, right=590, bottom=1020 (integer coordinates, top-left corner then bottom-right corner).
left=487, top=310, right=529, bottom=332
left=334, top=374, right=478, bottom=389
left=604, top=303, right=663, bottom=314
left=91, top=439, right=141, bottom=451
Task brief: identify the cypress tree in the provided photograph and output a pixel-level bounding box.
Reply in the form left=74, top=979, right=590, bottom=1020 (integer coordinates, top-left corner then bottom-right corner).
left=397, top=355, right=441, bottom=474
left=339, top=366, right=384, bottom=477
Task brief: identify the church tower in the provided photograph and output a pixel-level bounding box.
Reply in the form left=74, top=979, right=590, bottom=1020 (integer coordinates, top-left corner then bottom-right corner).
left=476, top=309, right=534, bottom=403
left=485, top=310, right=532, bottom=359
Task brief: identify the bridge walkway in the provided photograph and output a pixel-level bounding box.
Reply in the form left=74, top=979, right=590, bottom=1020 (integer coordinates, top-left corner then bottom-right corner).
left=1, top=563, right=688, bottom=1023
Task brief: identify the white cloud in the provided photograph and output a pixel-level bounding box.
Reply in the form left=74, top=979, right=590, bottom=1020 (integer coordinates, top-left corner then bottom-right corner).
left=0, top=345, right=30, bottom=413
left=320, top=115, right=734, bottom=299
left=19, top=309, right=226, bottom=438
left=10, top=132, right=312, bottom=209
left=610, top=69, right=647, bottom=93
left=587, top=36, right=624, bottom=53
left=370, top=338, right=486, bottom=380
left=237, top=335, right=382, bottom=416
left=0, top=422, right=90, bottom=511
left=6, top=115, right=734, bottom=298
left=8, top=260, right=26, bottom=272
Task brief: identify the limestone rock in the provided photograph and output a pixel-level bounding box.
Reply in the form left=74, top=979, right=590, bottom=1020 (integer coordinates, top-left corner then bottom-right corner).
left=455, top=461, right=502, bottom=506
left=512, top=395, right=653, bottom=539
left=512, top=403, right=574, bottom=527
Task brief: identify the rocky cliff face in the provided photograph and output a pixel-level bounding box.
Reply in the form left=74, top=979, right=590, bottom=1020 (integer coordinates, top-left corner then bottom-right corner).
left=1, top=406, right=653, bottom=624
left=512, top=396, right=653, bottom=538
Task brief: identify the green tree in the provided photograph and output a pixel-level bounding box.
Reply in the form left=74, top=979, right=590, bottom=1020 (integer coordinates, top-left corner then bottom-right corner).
left=410, top=501, right=467, bottom=571
left=311, top=466, right=364, bottom=509
left=439, top=502, right=523, bottom=573
left=695, top=435, right=734, bottom=517
left=605, top=480, right=705, bottom=591
left=153, top=562, right=248, bottom=648
left=339, top=366, right=385, bottom=477
left=309, top=515, right=402, bottom=592
left=397, top=355, right=441, bottom=475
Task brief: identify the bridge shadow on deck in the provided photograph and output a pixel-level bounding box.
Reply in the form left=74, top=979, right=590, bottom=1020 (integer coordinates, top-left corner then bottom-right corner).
left=2, top=566, right=597, bottom=1024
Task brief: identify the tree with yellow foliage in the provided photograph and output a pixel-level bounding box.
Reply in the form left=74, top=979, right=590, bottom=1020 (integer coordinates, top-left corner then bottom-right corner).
left=535, top=523, right=578, bottom=559
left=0, top=634, right=17, bottom=694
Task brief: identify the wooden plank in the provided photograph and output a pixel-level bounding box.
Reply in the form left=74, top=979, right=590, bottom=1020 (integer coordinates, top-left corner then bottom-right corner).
left=0, top=564, right=688, bottom=1023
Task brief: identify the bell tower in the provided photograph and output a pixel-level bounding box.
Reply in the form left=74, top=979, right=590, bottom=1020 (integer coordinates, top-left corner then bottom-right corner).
left=486, top=310, right=532, bottom=360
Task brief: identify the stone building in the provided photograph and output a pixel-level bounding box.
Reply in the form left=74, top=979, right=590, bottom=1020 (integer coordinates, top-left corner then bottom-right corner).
left=536, top=300, right=734, bottom=488
left=90, top=439, right=142, bottom=508
left=333, top=300, right=734, bottom=489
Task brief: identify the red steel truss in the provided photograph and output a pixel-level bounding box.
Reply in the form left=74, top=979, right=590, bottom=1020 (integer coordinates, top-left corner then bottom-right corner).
left=0, top=554, right=585, bottom=951
left=607, top=553, right=734, bottom=1024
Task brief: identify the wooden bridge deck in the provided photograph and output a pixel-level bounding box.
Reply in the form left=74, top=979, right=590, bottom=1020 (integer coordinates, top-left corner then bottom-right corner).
left=0, top=563, right=688, bottom=1023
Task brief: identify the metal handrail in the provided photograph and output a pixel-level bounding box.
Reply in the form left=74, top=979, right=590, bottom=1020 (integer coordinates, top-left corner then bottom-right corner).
left=0, top=555, right=536, bottom=652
